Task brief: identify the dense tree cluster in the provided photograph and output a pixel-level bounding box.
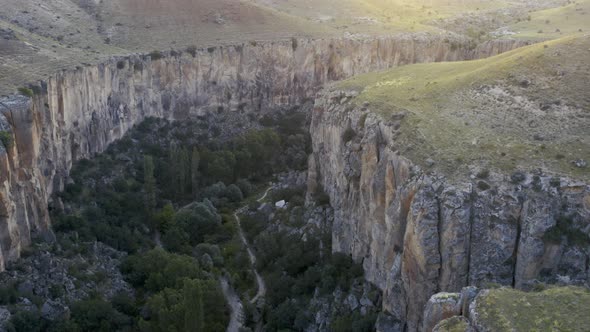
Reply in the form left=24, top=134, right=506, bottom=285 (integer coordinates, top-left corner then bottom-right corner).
left=17, top=109, right=324, bottom=331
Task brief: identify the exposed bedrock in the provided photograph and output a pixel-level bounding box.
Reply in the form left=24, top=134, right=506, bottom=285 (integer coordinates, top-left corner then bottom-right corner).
left=0, top=34, right=528, bottom=270
left=307, top=90, right=590, bottom=331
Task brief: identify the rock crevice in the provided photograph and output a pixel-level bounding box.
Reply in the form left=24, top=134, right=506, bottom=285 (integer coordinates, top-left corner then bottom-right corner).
left=0, top=35, right=530, bottom=270
left=307, top=90, right=590, bottom=331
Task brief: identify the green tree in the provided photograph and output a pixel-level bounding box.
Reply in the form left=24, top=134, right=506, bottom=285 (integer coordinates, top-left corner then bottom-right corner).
left=143, top=155, right=156, bottom=216
left=207, top=150, right=236, bottom=184
left=140, top=288, right=184, bottom=332
left=121, top=248, right=201, bottom=292
left=183, top=279, right=204, bottom=331
left=178, top=147, right=190, bottom=197
left=154, top=203, right=175, bottom=232
left=191, top=147, right=200, bottom=196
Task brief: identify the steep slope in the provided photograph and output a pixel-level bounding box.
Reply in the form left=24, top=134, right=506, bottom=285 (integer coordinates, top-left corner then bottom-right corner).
left=507, top=0, right=590, bottom=40
left=338, top=34, right=590, bottom=181
left=0, top=35, right=528, bottom=271
left=307, top=35, right=590, bottom=331
left=0, top=0, right=568, bottom=96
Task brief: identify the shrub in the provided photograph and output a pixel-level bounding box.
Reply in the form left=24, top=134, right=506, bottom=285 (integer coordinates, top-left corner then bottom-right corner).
left=17, top=87, right=34, bottom=97
left=317, top=192, right=331, bottom=206
left=0, top=131, right=13, bottom=149
left=342, top=127, right=356, bottom=143
left=148, top=50, right=163, bottom=60
left=291, top=37, right=298, bottom=51
left=236, top=179, right=253, bottom=197
left=6, top=310, right=45, bottom=332
left=49, top=284, right=64, bottom=299
left=70, top=297, right=132, bottom=331
left=0, top=281, right=18, bottom=304
left=226, top=184, right=243, bottom=202
left=476, top=169, right=490, bottom=179
left=477, top=181, right=491, bottom=191
left=358, top=113, right=368, bottom=129
left=134, top=61, right=144, bottom=71
left=543, top=215, right=590, bottom=247
left=117, top=60, right=126, bottom=69
left=186, top=45, right=198, bottom=57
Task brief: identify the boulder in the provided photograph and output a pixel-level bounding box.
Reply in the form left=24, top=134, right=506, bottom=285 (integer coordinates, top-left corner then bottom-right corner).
left=41, top=300, right=70, bottom=321
left=422, top=292, right=461, bottom=332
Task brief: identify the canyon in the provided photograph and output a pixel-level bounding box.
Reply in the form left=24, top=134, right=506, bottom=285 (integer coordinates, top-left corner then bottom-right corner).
left=0, top=30, right=588, bottom=331
left=0, top=34, right=527, bottom=270
left=307, top=88, right=589, bottom=331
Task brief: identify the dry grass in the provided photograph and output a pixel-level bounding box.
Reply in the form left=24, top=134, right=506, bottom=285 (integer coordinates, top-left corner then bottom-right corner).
left=0, top=0, right=572, bottom=96
left=508, top=0, right=590, bottom=40
left=338, top=34, right=590, bottom=180
left=474, top=287, right=590, bottom=332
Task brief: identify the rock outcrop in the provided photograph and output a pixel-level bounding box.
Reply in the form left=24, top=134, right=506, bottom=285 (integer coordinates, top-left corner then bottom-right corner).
left=307, top=90, right=590, bottom=331
left=423, top=286, right=590, bottom=331
left=0, top=34, right=528, bottom=270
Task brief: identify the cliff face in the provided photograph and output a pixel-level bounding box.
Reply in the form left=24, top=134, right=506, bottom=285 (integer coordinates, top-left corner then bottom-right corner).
left=307, top=90, right=590, bottom=331
left=0, top=34, right=527, bottom=270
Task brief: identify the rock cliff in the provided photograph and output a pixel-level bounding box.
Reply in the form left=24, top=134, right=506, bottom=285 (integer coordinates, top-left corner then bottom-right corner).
left=0, top=34, right=529, bottom=270
left=307, top=89, right=590, bottom=331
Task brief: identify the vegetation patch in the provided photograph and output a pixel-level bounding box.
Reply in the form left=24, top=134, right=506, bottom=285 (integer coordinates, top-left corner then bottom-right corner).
left=508, top=0, right=590, bottom=40
left=474, top=287, right=590, bottom=332
left=337, top=35, right=590, bottom=181
left=17, top=87, right=34, bottom=97
left=543, top=215, right=590, bottom=247
left=0, top=131, right=13, bottom=149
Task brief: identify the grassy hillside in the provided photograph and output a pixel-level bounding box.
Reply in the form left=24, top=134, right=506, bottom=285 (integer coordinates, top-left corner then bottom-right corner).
left=473, top=287, right=590, bottom=332
left=0, top=0, right=573, bottom=96
left=338, top=34, right=590, bottom=180
left=508, top=0, right=590, bottom=40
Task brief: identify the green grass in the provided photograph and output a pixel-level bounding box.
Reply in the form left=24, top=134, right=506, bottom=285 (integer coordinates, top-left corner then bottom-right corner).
left=474, top=287, right=590, bottom=332
left=509, top=0, right=590, bottom=40
left=337, top=35, right=590, bottom=180
left=17, top=87, right=34, bottom=97
left=434, top=316, right=471, bottom=332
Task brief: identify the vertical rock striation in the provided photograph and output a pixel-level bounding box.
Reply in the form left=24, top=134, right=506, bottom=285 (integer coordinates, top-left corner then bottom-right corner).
left=0, top=34, right=527, bottom=269
left=307, top=90, right=590, bottom=331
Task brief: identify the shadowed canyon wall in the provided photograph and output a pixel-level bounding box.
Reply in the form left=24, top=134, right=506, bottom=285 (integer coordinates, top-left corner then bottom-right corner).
left=0, top=34, right=527, bottom=271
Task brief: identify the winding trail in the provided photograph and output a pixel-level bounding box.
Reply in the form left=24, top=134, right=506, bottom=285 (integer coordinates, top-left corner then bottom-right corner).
left=222, top=186, right=272, bottom=331
left=237, top=186, right=272, bottom=304
left=220, top=276, right=244, bottom=332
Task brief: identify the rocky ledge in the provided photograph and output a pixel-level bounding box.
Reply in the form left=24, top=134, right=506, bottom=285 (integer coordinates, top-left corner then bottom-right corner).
left=306, top=89, right=590, bottom=331
left=423, top=286, right=590, bottom=332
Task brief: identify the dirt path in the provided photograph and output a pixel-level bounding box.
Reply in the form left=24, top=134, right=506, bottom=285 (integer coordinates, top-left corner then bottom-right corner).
left=222, top=186, right=272, bottom=331
left=220, top=276, right=244, bottom=332
left=235, top=186, right=272, bottom=305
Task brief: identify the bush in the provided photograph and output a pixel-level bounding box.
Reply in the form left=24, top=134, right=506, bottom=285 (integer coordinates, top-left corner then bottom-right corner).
left=149, top=50, right=163, bottom=60
left=236, top=179, right=253, bottom=197
left=342, top=128, right=356, bottom=143
left=117, top=60, right=126, bottom=69
left=226, top=184, right=243, bottom=202
left=6, top=310, right=45, bottom=332
left=121, top=248, right=201, bottom=292
left=0, top=281, right=18, bottom=304
left=0, top=131, right=13, bottom=149
left=186, top=45, right=198, bottom=57
left=543, top=215, right=590, bottom=247
left=17, top=87, right=34, bottom=97
left=70, top=297, right=133, bottom=331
